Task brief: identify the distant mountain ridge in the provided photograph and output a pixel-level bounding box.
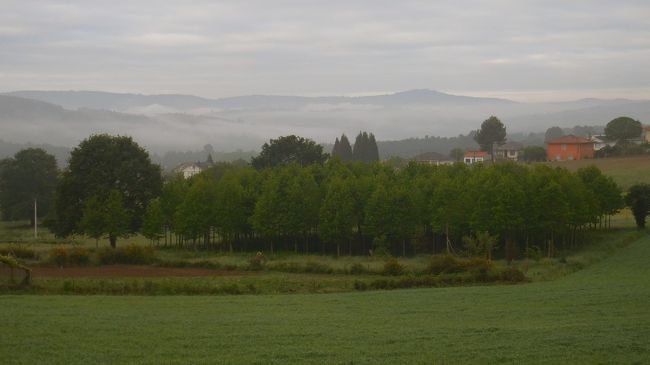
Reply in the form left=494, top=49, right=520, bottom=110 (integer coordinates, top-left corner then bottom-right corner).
left=5, top=89, right=516, bottom=112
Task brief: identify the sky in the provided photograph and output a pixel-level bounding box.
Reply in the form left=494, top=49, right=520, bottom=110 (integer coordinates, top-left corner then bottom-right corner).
left=1, top=0, right=650, bottom=102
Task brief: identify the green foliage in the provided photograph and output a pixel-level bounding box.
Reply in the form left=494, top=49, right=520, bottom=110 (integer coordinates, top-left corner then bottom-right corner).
left=352, top=131, right=380, bottom=162
left=426, top=255, right=493, bottom=275
left=97, top=244, right=155, bottom=265
left=48, top=246, right=91, bottom=267
left=331, top=134, right=353, bottom=161
left=248, top=252, right=267, bottom=271
left=544, top=126, right=564, bottom=141
left=449, top=147, right=465, bottom=161
left=0, top=148, right=58, bottom=222
left=462, top=231, right=499, bottom=260
left=48, top=246, right=70, bottom=267
left=319, top=177, right=355, bottom=256
left=625, top=183, right=650, bottom=228
left=521, top=146, right=546, bottom=162
left=605, top=116, right=643, bottom=143
left=382, top=258, right=407, bottom=276
left=251, top=135, right=328, bottom=169
left=0, top=245, right=38, bottom=260
left=473, top=116, right=506, bottom=156
left=141, top=198, right=165, bottom=242
left=51, top=134, right=162, bottom=238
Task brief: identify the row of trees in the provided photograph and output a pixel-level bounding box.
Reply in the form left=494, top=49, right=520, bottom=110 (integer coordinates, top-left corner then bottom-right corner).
left=331, top=132, right=380, bottom=162
left=136, top=159, right=624, bottom=258
left=3, top=133, right=644, bottom=257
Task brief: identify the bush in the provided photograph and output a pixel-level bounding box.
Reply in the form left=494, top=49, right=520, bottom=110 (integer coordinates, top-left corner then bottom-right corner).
left=248, top=252, right=266, bottom=271
left=48, top=246, right=69, bottom=267
left=303, top=261, right=334, bottom=274
left=0, top=245, right=39, bottom=260
left=499, top=267, right=527, bottom=283
left=426, top=255, right=493, bottom=275
left=348, top=263, right=369, bottom=275
left=382, top=258, right=406, bottom=276
left=97, top=244, right=155, bottom=265
left=426, top=255, right=463, bottom=275
left=68, top=247, right=91, bottom=266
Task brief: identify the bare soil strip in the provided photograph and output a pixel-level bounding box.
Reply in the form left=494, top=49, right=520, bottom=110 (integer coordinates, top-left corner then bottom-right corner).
left=29, top=265, right=251, bottom=278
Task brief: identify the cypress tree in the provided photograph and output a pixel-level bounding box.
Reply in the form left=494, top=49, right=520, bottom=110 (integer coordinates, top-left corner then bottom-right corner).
left=331, top=138, right=341, bottom=159
left=352, top=132, right=365, bottom=161
left=339, top=134, right=353, bottom=161
left=368, top=133, right=379, bottom=162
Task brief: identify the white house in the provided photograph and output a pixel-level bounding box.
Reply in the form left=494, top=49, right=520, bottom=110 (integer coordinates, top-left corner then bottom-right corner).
left=174, top=162, right=203, bottom=178
left=494, top=142, right=523, bottom=161
left=464, top=151, right=490, bottom=164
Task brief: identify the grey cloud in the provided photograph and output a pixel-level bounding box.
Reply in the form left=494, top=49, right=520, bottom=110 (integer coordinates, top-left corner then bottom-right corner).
left=0, top=0, right=649, bottom=100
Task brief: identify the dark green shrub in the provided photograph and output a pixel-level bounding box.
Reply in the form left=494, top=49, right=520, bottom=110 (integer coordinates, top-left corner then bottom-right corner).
left=382, top=258, right=406, bottom=276
left=499, top=267, right=527, bottom=283
left=426, top=255, right=493, bottom=275
left=426, top=255, right=463, bottom=275
left=97, top=244, right=155, bottom=265
left=462, top=257, right=493, bottom=271
left=68, top=247, right=91, bottom=266
left=525, top=245, right=542, bottom=261
left=0, top=245, right=39, bottom=260
left=303, top=261, right=334, bottom=274
left=354, top=280, right=368, bottom=291
left=348, top=263, right=369, bottom=275
left=48, top=246, right=69, bottom=267
left=248, top=252, right=266, bottom=271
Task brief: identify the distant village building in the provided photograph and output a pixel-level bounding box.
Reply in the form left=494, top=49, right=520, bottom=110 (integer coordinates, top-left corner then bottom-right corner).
left=494, top=142, right=523, bottom=161
left=589, top=135, right=615, bottom=151
left=174, top=162, right=203, bottom=178
left=463, top=151, right=489, bottom=164
left=411, top=152, right=454, bottom=165
left=546, top=135, right=595, bottom=161
left=173, top=154, right=214, bottom=178
left=645, top=126, right=650, bottom=143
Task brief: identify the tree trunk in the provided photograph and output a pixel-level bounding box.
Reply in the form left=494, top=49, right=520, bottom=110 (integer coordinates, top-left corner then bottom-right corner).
left=109, top=235, right=117, bottom=248
left=337, top=242, right=340, bottom=258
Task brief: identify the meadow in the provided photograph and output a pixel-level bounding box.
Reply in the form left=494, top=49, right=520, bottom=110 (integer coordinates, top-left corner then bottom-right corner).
left=544, top=155, right=650, bottom=189
left=1, top=230, right=649, bottom=364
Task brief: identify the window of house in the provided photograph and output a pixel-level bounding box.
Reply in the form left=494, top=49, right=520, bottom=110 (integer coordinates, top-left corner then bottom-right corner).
left=561, top=144, right=567, bottom=150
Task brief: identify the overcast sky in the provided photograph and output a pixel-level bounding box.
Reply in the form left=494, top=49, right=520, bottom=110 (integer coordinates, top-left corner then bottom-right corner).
left=1, top=0, right=649, bottom=101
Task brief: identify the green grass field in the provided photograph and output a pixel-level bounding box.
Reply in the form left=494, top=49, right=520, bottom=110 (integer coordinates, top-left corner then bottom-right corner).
left=2, top=231, right=649, bottom=364
left=544, top=155, right=650, bottom=189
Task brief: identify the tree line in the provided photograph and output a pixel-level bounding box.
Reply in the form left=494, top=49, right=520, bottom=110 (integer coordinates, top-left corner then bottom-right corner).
left=140, top=158, right=624, bottom=259
left=5, top=133, right=650, bottom=260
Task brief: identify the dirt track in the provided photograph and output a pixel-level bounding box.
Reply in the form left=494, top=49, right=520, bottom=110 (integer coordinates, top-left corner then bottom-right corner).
left=29, top=265, right=251, bottom=278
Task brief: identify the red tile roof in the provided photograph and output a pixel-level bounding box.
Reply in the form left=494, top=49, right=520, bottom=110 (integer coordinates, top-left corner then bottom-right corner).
left=546, top=135, right=593, bottom=144
left=464, top=150, right=489, bottom=158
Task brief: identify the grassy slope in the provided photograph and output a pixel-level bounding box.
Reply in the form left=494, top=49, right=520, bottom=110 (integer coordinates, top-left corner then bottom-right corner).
left=544, top=155, right=650, bottom=189
left=2, top=233, right=649, bottom=364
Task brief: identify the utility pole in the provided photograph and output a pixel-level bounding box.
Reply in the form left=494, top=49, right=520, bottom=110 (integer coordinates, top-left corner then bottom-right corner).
left=34, top=198, right=37, bottom=239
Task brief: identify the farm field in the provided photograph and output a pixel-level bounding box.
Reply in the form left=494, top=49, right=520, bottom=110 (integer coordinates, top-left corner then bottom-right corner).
left=2, top=231, right=649, bottom=364
left=543, top=155, right=650, bottom=189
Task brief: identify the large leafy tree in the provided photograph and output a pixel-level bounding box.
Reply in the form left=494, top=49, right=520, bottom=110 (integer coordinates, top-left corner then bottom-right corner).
left=521, top=146, right=547, bottom=162
left=0, top=148, right=58, bottom=224
left=605, top=117, right=643, bottom=143
left=51, top=134, right=162, bottom=240
left=544, top=126, right=564, bottom=141
left=251, top=135, right=328, bottom=169
left=474, top=116, right=506, bottom=161
left=625, top=183, right=650, bottom=229
left=79, top=190, right=132, bottom=248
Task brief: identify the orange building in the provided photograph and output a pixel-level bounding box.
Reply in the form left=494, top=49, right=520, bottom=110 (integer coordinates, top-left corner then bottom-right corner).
left=546, top=135, right=595, bottom=161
